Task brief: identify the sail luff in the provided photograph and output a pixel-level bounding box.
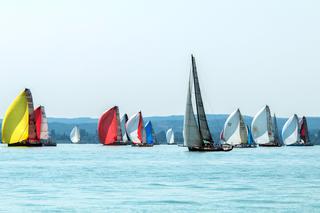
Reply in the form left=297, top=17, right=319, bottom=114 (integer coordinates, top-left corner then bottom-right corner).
left=239, top=110, right=248, bottom=144
left=265, top=106, right=274, bottom=143
left=191, top=55, right=213, bottom=143
left=25, top=89, right=39, bottom=144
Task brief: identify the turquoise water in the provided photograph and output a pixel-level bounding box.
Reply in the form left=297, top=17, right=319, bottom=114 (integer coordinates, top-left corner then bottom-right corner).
left=0, top=144, right=319, bottom=212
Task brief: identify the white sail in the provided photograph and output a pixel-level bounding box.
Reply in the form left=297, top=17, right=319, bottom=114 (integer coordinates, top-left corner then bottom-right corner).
left=223, top=109, right=248, bottom=145
left=251, top=105, right=274, bottom=145
left=70, top=126, right=81, bottom=143
left=183, top=69, right=202, bottom=147
left=120, top=114, right=129, bottom=142
left=282, top=114, right=300, bottom=145
left=126, top=112, right=146, bottom=144
left=166, top=128, right=175, bottom=144
left=40, top=106, right=49, bottom=140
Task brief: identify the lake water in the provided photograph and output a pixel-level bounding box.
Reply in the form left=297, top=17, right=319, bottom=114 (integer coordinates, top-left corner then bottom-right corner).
left=0, top=144, right=319, bottom=212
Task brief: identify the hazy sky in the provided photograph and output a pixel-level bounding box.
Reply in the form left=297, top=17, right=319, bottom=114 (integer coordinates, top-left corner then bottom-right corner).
left=0, top=0, right=319, bottom=118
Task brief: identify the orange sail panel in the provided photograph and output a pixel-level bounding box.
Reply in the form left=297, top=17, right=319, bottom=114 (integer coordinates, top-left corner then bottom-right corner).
left=98, top=106, right=122, bottom=145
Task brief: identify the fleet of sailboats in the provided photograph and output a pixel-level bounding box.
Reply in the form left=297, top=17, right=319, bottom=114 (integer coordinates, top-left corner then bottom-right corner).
left=0, top=56, right=318, bottom=149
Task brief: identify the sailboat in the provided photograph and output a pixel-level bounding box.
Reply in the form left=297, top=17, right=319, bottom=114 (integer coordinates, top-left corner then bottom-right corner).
left=282, top=114, right=300, bottom=146
left=35, top=106, right=56, bottom=146
left=145, top=121, right=158, bottom=145
left=126, top=111, right=152, bottom=147
left=166, top=128, right=175, bottom=145
left=251, top=105, right=281, bottom=147
left=98, top=106, right=127, bottom=145
left=2, top=89, right=42, bottom=146
left=299, top=116, right=313, bottom=146
left=120, top=114, right=131, bottom=144
left=70, top=126, right=81, bottom=144
left=282, top=115, right=313, bottom=146
left=183, top=55, right=233, bottom=152
left=222, top=109, right=256, bottom=148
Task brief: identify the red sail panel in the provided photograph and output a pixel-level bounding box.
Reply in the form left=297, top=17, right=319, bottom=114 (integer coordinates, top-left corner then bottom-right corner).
left=98, top=106, right=119, bottom=145
left=137, top=112, right=143, bottom=142
left=34, top=106, right=42, bottom=141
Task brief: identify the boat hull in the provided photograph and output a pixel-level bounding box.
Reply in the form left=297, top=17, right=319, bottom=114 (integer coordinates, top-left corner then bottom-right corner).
left=131, top=143, right=153, bottom=147
left=8, top=142, right=42, bottom=147
left=233, top=144, right=257, bottom=148
left=103, top=141, right=129, bottom=146
left=287, top=143, right=314, bottom=146
left=188, top=144, right=233, bottom=152
left=259, top=143, right=282, bottom=147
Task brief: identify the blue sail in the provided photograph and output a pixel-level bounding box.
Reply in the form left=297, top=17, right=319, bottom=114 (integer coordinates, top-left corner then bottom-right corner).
left=145, top=121, right=154, bottom=145
left=247, top=125, right=255, bottom=145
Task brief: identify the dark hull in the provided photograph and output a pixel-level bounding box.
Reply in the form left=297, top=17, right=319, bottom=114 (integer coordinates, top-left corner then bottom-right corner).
left=259, top=144, right=282, bottom=147
left=188, top=144, right=233, bottom=152
left=8, top=142, right=42, bottom=147
left=287, top=143, right=314, bottom=147
left=167, top=143, right=177, bottom=145
left=234, top=144, right=257, bottom=148
left=103, top=141, right=128, bottom=146
left=43, top=143, right=57, bottom=147
left=178, top=144, right=187, bottom=147
left=131, top=143, right=153, bottom=147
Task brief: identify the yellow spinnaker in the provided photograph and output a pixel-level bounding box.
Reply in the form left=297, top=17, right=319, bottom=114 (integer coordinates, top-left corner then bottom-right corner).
left=2, top=90, right=29, bottom=144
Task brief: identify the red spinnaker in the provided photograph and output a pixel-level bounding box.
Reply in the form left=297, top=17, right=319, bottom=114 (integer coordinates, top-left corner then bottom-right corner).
left=98, top=106, right=120, bottom=145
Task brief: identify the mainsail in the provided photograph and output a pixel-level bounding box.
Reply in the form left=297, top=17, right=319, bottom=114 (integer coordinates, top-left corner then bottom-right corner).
left=166, top=128, right=175, bottom=144
left=223, top=109, right=248, bottom=145
left=191, top=55, right=213, bottom=144
left=98, top=106, right=123, bottom=145
left=299, top=116, right=310, bottom=144
left=251, top=105, right=274, bottom=145
left=70, top=126, right=81, bottom=144
left=282, top=114, right=300, bottom=145
left=183, top=55, right=213, bottom=148
left=120, top=114, right=129, bottom=143
left=126, top=112, right=146, bottom=144
left=145, top=121, right=157, bottom=145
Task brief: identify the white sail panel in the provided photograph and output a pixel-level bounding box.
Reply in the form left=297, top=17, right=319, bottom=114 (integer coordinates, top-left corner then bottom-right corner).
left=223, top=109, right=248, bottom=145
left=282, top=114, right=299, bottom=145
left=70, top=126, right=80, bottom=143
left=166, top=128, right=175, bottom=144
left=183, top=70, right=202, bottom=147
left=251, top=106, right=273, bottom=145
